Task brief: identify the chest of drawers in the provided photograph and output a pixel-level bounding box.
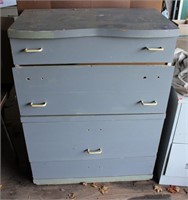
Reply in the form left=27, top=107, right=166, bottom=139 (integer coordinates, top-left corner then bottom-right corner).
left=8, top=8, right=179, bottom=185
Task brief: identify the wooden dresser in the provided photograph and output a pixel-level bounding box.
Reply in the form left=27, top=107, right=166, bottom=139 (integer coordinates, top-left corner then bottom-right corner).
left=8, top=9, right=179, bottom=185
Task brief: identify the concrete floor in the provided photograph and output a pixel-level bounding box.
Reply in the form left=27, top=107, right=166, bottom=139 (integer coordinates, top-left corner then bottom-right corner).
left=1, top=85, right=188, bottom=200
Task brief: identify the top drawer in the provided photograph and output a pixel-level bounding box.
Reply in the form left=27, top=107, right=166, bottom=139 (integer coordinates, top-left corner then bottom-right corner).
left=8, top=9, right=179, bottom=65
left=10, top=37, right=177, bottom=65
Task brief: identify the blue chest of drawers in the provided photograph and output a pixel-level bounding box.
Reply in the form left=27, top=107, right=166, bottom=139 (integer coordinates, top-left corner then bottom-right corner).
left=8, top=8, right=179, bottom=185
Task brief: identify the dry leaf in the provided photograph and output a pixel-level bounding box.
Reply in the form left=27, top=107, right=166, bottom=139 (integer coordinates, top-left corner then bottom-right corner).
left=99, top=185, right=108, bottom=195
left=90, top=183, right=108, bottom=195
left=67, top=193, right=76, bottom=199
left=166, top=186, right=178, bottom=193
left=81, top=182, right=87, bottom=186
left=174, top=186, right=180, bottom=193
left=99, top=189, right=105, bottom=195
left=153, top=185, right=163, bottom=193
left=91, top=183, right=98, bottom=188
left=166, top=187, right=176, bottom=193
left=100, top=185, right=108, bottom=191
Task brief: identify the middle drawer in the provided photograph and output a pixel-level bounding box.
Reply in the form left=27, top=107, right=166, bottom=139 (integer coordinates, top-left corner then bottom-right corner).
left=13, top=65, right=174, bottom=116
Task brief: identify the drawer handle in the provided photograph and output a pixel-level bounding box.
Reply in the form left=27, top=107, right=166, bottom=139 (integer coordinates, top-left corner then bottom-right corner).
left=140, top=100, right=158, bottom=106
left=30, top=102, right=47, bottom=108
left=145, top=47, right=164, bottom=51
left=24, top=48, right=43, bottom=53
left=185, top=163, right=188, bottom=169
left=86, top=148, right=102, bottom=155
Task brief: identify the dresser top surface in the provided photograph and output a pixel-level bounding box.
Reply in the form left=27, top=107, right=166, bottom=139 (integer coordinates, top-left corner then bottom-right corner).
left=8, top=8, right=179, bottom=39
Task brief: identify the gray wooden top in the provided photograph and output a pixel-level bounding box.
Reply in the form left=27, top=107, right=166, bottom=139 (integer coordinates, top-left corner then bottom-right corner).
left=8, top=8, right=179, bottom=39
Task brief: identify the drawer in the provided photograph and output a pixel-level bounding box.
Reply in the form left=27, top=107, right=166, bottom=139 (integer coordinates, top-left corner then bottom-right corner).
left=8, top=9, right=179, bottom=65
left=173, top=103, right=188, bottom=144
left=31, top=157, right=156, bottom=180
left=165, top=144, right=188, bottom=177
left=22, top=114, right=164, bottom=162
left=10, top=37, right=177, bottom=65
left=13, top=65, right=174, bottom=116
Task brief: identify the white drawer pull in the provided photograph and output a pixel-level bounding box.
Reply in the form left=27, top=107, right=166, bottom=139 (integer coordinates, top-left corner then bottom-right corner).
left=140, top=100, right=158, bottom=106
left=145, top=47, right=164, bottom=51
left=24, top=48, right=43, bottom=53
left=86, top=148, right=102, bottom=155
left=30, top=102, right=47, bottom=108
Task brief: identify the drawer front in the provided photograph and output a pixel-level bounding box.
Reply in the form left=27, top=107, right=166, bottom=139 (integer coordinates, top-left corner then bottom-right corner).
left=10, top=37, right=177, bottom=65
left=13, top=65, right=174, bottom=116
left=22, top=115, right=164, bottom=162
left=165, top=144, right=188, bottom=177
left=31, top=157, right=155, bottom=179
left=173, top=103, right=188, bottom=144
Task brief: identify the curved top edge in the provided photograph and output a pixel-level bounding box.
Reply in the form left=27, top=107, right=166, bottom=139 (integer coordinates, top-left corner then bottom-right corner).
left=8, top=28, right=179, bottom=39
left=8, top=8, right=179, bottom=39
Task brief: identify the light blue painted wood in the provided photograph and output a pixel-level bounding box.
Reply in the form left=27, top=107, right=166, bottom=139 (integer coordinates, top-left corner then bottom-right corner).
left=13, top=65, right=174, bottom=116
left=22, top=114, right=164, bottom=162
left=30, top=157, right=155, bottom=180
left=33, top=175, right=153, bottom=185
left=21, top=114, right=165, bottom=123
left=10, top=37, right=177, bottom=65
left=9, top=8, right=178, bottom=184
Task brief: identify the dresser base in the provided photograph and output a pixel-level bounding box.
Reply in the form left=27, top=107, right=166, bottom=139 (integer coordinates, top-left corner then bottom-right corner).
left=33, top=175, right=153, bottom=185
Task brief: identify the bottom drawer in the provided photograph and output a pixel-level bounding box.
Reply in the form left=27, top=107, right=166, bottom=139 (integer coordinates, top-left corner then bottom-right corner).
left=165, top=144, right=188, bottom=177
left=31, top=157, right=155, bottom=180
